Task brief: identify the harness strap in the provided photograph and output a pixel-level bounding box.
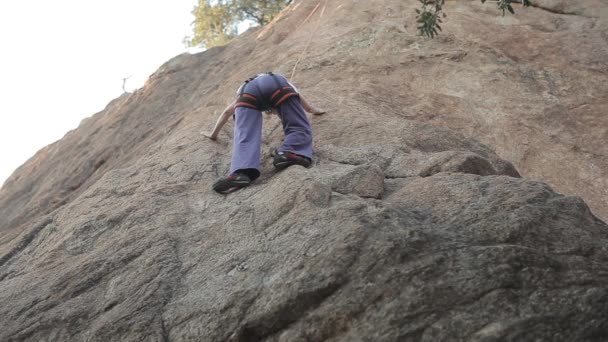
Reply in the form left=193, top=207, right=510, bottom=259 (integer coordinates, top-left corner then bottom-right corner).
left=235, top=93, right=259, bottom=109
left=234, top=72, right=299, bottom=111
left=235, top=75, right=261, bottom=110
left=268, top=73, right=298, bottom=107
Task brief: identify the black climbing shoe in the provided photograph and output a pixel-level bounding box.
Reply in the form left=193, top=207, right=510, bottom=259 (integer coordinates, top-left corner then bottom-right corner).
left=213, top=172, right=251, bottom=193
left=273, top=151, right=312, bottom=170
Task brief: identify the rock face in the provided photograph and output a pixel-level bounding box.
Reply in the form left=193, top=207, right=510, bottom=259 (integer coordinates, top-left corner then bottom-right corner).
left=1, top=0, right=607, bottom=341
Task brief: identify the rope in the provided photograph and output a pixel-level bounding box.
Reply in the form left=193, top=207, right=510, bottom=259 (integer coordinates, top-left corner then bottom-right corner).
left=290, top=0, right=327, bottom=82
left=266, top=0, right=328, bottom=143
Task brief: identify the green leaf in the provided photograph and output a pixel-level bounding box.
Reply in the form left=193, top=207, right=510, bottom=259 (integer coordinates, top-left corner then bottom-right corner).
left=414, top=0, right=529, bottom=39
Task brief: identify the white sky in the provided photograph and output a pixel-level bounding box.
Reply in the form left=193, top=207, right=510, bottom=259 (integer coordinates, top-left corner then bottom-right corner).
left=0, top=0, right=201, bottom=187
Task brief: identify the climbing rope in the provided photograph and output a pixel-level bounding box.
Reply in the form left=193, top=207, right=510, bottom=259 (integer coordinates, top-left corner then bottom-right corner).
left=290, top=0, right=328, bottom=82
left=266, top=0, right=328, bottom=141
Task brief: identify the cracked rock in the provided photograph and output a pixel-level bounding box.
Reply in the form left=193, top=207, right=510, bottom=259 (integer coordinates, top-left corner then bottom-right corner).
left=331, top=164, right=385, bottom=199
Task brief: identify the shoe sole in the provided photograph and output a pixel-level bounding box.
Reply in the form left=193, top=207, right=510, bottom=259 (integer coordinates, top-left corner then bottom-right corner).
left=273, top=160, right=311, bottom=170
left=213, top=179, right=251, bottom=193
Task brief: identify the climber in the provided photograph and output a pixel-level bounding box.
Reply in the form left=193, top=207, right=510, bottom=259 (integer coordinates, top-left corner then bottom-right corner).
left=202, top=72, right=326, bottom=193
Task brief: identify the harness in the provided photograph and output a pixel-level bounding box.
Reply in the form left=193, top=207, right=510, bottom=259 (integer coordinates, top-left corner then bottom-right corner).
left=235, top=72, right=299, bottom=111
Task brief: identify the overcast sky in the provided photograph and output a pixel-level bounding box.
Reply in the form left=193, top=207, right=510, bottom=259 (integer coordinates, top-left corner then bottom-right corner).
left=0, top=0, right=201, bottom=186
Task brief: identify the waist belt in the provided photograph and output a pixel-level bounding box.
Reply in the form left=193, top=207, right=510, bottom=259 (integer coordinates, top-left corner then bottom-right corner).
left=235, top=72, right=298, bottom=111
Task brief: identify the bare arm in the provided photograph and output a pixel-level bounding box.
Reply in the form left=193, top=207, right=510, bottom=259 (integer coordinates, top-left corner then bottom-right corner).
left=299, top=95, right=326, bottom=115
left=203, top=100, right=236, bottom=140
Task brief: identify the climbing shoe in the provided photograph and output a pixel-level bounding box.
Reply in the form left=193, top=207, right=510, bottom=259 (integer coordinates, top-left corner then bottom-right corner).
left=212, top=172, right=251, bottom=193
left=273, top=151, right=312, bottom=170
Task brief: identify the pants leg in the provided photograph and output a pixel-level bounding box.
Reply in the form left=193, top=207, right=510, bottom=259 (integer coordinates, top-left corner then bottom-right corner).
left=277, top=96, right=313, bottom=159
left=230, top=107, right=263, bottom=179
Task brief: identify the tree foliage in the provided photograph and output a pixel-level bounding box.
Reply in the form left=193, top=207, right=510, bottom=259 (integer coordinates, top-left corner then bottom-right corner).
left=186, top=0, right=530, bottom=47
left=417, top=0, right=531, bottom=38
left=187, top=0, right=293, bottom=48
left=188, top=1, right=235, bottom=48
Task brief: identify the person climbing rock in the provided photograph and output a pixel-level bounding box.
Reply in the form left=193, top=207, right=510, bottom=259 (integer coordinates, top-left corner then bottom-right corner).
left=202, top=72, right=326, bottom=193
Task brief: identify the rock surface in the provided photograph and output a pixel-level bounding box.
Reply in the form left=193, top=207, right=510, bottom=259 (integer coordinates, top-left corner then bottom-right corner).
left=1, top=0, right=608, bottom=341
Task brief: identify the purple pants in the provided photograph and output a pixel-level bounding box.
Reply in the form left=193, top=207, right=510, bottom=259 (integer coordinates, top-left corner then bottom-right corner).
left=229, top=74, right=313, bottom=179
